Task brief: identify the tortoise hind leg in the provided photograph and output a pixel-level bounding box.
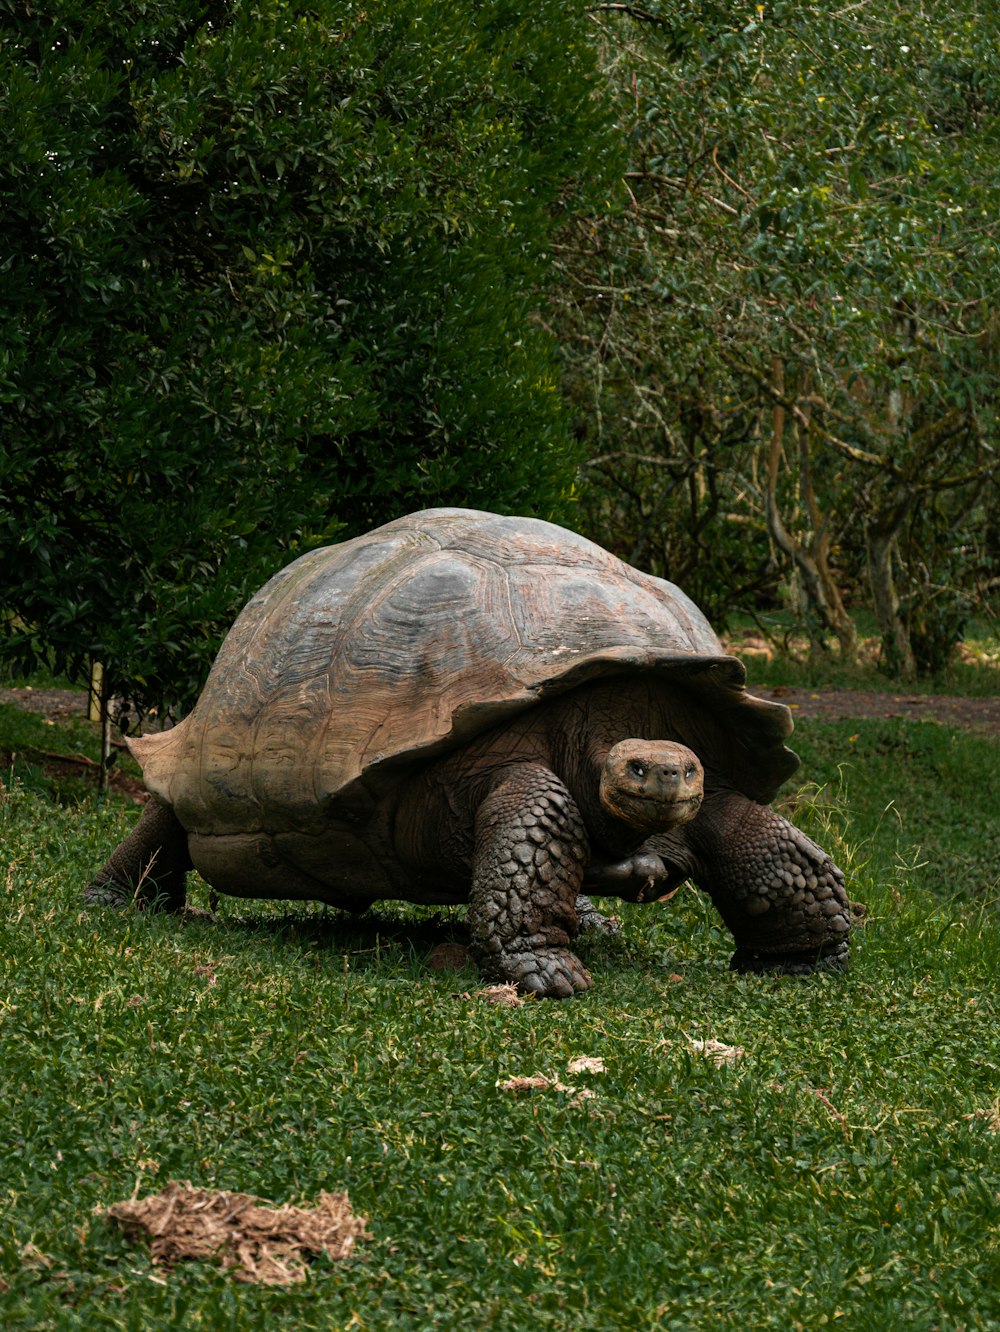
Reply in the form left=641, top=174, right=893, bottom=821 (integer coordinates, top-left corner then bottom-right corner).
left=85, top=800, right=192, bottom=912
left=468, top=765, right=592, bottom=998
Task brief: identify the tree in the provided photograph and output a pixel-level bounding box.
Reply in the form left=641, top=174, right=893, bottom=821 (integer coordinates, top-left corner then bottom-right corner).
left=0, top=0, right=621, bottom=715
left=556, top=0, right=1000, bottom=674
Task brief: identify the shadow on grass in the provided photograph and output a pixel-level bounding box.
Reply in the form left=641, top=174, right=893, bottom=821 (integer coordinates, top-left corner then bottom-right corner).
left=160, top=895, right=647, bottom=982
left=179, top=900, right=478, bottom=978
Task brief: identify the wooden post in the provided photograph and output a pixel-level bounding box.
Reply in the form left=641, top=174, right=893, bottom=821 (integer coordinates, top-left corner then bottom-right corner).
left=91, top=661, right=112, bottom=794
left=88, top=661, right=103, bottom=722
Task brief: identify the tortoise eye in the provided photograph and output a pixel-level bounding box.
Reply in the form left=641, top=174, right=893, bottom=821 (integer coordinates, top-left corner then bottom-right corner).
left=686, top=767, right=698, bottom=782
left=628, top=760, right=646, bottom=779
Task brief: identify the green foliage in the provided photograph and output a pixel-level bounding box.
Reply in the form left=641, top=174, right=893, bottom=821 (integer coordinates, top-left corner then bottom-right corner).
left=561, top=1, right=1000, bottom=661
left=0, top=0, right=620, bottom=713
left=1, top=714, right=999, bottom=1326
left=730, top=610, right=1000, bottom=695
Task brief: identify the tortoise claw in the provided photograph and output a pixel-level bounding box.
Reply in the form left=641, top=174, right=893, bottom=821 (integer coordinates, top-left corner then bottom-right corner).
left=575, top=894, right=622, bottom=936
left=83, top=874, right=134, bottom=908
left=505, top=946, right=593, bottom=999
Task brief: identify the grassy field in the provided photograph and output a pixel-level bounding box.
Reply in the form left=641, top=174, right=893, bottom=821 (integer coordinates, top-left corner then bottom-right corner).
left=1, top=691, right=998, bottom=1329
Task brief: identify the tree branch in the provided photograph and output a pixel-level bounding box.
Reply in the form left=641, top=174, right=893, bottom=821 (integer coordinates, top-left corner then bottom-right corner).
left=588, top=3, right=667, bottom=25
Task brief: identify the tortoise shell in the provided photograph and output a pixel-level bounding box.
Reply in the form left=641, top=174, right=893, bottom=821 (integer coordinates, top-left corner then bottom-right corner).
left=131, top=509, right=798, bottom=838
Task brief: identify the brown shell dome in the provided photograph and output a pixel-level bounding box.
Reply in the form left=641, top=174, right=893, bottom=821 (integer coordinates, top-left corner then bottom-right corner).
left=130, top=509, right=798, bottom=835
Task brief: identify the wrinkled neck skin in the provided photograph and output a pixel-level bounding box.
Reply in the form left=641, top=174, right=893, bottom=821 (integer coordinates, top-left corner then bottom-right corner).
left=590, top=788, right=736, bottom=900
left=647, top=787, right=740, bottom=867
left=546, top=679, right=704, bottom=857
left=394, top=677, right=712, bottom=872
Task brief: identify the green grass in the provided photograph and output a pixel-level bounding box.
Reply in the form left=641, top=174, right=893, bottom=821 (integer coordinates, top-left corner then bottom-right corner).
left=743, top=652, right=999, bottom=697
left=0, top=701, right=105, bottom=802
left=0, top=700, right=145, bottom=804
left=1, top=706, right=998, bottom=1329
left=785, top=720, right=1000, bottom=903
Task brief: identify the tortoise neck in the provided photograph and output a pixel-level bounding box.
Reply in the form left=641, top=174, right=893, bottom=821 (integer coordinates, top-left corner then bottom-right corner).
left=547, top=680, right=686, bottom=857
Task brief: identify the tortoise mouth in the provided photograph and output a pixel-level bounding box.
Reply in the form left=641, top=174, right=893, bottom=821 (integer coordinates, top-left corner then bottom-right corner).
left=604, top=790, right=703, bottom=832
left=623, top=791, right=702, bottom=813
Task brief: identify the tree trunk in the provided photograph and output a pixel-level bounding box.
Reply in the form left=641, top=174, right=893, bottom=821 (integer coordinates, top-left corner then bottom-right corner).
left=865, top=506, right=917, bottom=680
left=798, top=399, right=857, bottom=661
left=765, top=358, right=857, bottom=661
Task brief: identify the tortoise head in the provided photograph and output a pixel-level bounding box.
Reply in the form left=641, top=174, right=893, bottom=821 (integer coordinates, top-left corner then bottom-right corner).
left=599, top=739, right=704, bottom=837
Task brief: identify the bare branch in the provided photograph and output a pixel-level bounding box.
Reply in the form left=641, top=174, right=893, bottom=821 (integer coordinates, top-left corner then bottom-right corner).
left=587, top=3, right=667, bottom=25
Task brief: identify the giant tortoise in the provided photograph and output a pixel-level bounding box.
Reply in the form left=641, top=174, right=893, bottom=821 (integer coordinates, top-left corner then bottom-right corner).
left=87, top=508, right=852, bottom=996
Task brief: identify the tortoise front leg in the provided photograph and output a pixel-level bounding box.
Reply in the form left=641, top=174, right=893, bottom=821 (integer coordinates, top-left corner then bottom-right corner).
left=468, top=765, right=592, bottom=998
left=85, top=799, right=191, bottom=912
left=583, top=850, right=682, bottom=903
left=686, top=793, right=852, bottom=974
left=574, top=893, right=622, bottom=936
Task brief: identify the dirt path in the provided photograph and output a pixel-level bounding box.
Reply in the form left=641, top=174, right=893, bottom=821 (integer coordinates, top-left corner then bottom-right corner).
left=1, top=686, right=96, bottom=720
left=753, top=686, right=999, bottom=736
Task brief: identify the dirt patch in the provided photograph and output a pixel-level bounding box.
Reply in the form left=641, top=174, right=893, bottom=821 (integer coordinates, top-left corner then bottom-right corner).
left=425, top=940, right=474, bottom=971
left=0, top=686, right=93, bottom=719
left=754, top=686, right=999, bottom=737
left=105, top=1182, right=367, bottom=1284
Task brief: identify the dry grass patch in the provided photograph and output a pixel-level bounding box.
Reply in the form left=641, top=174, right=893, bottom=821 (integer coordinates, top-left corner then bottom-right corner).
left=105, top=1182, right=367, bottom=1285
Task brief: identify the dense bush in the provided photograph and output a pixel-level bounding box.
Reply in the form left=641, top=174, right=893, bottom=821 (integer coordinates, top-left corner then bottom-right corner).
left=0, top=0, right=620, bottom=712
